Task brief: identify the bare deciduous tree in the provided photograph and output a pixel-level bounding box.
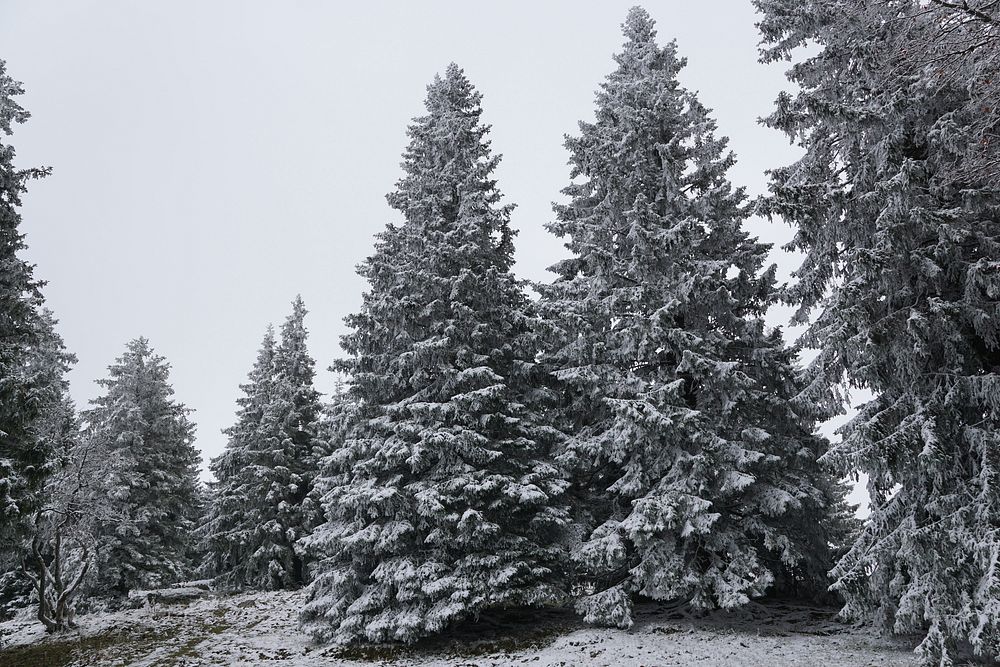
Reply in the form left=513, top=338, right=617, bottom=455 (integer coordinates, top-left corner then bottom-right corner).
left=24, top=436, right=132, bottom=633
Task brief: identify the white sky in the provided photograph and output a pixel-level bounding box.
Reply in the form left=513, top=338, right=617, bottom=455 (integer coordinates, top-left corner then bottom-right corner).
left=1, top=1, right=868, bottom=511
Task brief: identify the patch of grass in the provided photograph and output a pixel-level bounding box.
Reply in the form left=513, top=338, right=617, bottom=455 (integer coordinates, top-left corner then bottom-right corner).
left=205, top=622, right=231, bottom=635
left=164, top=635, right=204, bottom=662
left=0, top=625, right=180, bottom=667
left=328, top=619, right=569, bottom=662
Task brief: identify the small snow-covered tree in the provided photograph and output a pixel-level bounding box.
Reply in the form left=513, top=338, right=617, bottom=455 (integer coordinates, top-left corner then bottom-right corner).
left=205, top=297, right=324, bottom=591
left=0, top=59, right=55, bottom=547
left=3, top=311, right=130, bottom=633
left=27, top=431, right=132, bottom=633
left=85, top=338, right=202, bottom=595
left=302, top=64, right=570, bottom=645
left=5, top=310, right=84, bottom=631
left=756, top=1, right=1000, bottom=663
left=537, top=8, right=854, bottom=627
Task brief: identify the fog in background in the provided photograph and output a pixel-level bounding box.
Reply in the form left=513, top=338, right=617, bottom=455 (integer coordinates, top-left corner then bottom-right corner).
left=1, top=1, right=867, bottom=510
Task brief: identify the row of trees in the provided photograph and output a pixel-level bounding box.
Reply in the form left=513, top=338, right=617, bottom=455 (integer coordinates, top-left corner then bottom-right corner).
left=0, top=300, right=324, bottom=630
left=296, top=13, right=860, bottom=644
left=1, top=332, right=203, bottom=630
left=2, top=3, right=997, bottom=665
left=0, top=60, right=204, bottom=629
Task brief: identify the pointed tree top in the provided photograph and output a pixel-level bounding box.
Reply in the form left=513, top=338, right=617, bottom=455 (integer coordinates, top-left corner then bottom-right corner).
left=285, top=295, right=308, bottom=325
left=609, top=7, right=684, bottom=87
left=127, top=336, right=152, bottom=355
left=256, top=324, right=277, bottom=363
left=623, top=6, right=656, bottom=44
left=278, top=296, right=313, bottom=367
left=444, top=61, right=464, bottom=81
left=424, top=63, right=480, bottom=115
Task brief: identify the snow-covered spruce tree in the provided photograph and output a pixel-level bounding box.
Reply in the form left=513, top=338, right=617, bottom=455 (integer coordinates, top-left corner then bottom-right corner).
left=205, top=297, right=324, bottom=591
left=0, top=59, right=55, bottom=547
left=202, top=326, right=277, bottom=586
left=84, top=338, right=202, bottom=596
left=26, top=311, right=78, bottom=470
left=302, top=64, right=570, bottom=644
left=756, top=1, right=1000, bottom=663
left=265, top=296, right=326, bottom=573
left=1, top=310, right=77, bottom=622
left=536, top=8, right=854, bottom=628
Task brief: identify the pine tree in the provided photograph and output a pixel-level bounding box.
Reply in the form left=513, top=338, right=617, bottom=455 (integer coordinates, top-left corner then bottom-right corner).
left=27, top=311, right=78, bottom=467
left=302, top=64, right=570, bottom=645
left=537, top=8, right=854, bottom=628
left=203, top=326, right=277, bottom=587
left=0, top=59, right=54, bottom=546
left=1, top=310, right=76, bottom=621
left=205, top=297, right=324, bottom=591
left=756, top=1, right=1000, bottom=662
left=265, top=295, right=325, bottom=581
left=84, top=338, right=202, bottom=595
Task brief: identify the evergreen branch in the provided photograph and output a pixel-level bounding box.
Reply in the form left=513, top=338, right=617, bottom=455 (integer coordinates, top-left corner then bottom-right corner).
left=928, top=0, right=999, bottom=25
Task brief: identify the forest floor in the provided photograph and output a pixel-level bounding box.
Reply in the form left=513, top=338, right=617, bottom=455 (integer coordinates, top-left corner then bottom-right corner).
left=0, top=588, right=922, bottom=667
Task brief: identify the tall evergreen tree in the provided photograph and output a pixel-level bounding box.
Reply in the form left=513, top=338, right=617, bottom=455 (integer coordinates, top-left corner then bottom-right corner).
left=756, top=1, right=1000, bottom=663
left=1, top=310, right=76, bottom=619
left=84, top=338, right=201, bottom=595
left=537, top=8, right=854, bottom=628
left=267, top=295, right=325, bottom=578
left=302, top=65, right=570, bottom=644
left=0, top=59, right=54, bottom=546
left=205, top=297, right=324, bottom=591
left=203, top=326, right=277, bottom=586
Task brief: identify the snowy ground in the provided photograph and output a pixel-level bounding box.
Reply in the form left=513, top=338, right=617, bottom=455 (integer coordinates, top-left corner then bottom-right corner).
left=0, top=590, right=921, bottom=666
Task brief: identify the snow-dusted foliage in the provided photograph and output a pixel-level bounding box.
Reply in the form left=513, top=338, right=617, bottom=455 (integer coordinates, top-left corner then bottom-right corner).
left=25, top=428, right=132, bottom=633
left=83, top=338, right=202, bottom=596
left=302, top=64, right=571, bottom=644
left=202, top=327, right=277, bottom=587
left=537, top=8, right=854, bottom=628
left=4, top=311, right=87, bottom=632
left=755, top=1, right=1000, bottom=663
left=24, top=312, right=78, bottom=474
left=22, top=317, right=129, bottom=632
left=205, top=297, right=324, bottom=591
left=897, top=1, right=999, bottom=185
left=0, top=59, right=55, bottom=547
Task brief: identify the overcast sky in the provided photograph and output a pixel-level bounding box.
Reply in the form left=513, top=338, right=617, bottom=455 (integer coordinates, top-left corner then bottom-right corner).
left=2, top=1, right=864, bottom=506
